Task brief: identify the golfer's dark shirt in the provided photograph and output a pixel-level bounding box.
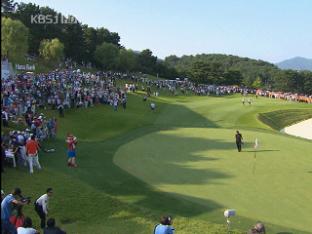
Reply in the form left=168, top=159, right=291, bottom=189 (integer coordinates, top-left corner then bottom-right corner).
left=235, top=133, right=242, bottom=143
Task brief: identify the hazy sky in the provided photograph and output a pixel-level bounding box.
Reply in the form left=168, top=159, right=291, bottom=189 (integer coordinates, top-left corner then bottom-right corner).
left=16, top=0, right=312, bottom=62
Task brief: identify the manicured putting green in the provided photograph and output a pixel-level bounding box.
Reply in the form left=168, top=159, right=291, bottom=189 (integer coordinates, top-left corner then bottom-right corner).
left=114, top=127, right=312, bottom=233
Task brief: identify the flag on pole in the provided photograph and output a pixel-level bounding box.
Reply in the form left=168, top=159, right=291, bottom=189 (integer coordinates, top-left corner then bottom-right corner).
left=254, top=138, right=259, bottom=150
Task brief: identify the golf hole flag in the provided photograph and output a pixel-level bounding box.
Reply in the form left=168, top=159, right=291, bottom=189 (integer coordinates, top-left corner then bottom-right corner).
left=254, top=138, right=259, bottom=149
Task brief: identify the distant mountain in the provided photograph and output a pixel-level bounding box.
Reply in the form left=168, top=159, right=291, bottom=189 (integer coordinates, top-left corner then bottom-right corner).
left=276, top=57, right=312, bottom=71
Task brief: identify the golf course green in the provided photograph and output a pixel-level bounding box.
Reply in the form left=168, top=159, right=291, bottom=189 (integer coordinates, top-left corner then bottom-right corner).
left=2, top=91, right=312, bottom=234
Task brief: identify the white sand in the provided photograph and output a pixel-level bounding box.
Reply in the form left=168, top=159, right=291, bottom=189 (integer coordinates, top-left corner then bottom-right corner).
left=282, top=118, right=312, bottom=140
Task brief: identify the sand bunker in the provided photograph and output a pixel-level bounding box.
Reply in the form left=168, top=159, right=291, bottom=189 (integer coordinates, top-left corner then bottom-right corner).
left=282, top=118, right=312, bottom=140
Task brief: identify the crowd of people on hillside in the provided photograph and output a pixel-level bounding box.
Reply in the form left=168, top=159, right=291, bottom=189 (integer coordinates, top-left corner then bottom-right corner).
left=1, top=70, right=137, bottom=172
left=2, top=70, right=310, bottom=133
left=139, top=77, right=256, bottom=96
left=256, top=89, right=312, bottom=103
left=1, top=70, right=140, bottom=122
left=139, top=77, right=312, bottom=103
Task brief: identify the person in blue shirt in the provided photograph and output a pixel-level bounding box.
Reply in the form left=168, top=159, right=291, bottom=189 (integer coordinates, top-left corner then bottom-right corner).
left=153, top=216, right=175, bottom=234
left=1, top=188, right=28, bottom=234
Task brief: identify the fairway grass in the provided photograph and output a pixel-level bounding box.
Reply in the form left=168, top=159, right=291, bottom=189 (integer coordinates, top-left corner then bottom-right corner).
left=2, top=92, right=312, bottom=233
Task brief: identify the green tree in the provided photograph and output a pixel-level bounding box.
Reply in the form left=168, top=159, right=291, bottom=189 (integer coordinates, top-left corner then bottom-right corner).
left=190, top=61, right=217, bottom=84
left=303, top=71, right=312, bottom=95
left=118, top=49, right=137, bottom=72
left=96, top=27, right=120, bottom=47
left=82, top=25, right=97, bottom=63
left=251, top=77, right=262, bottom=89
left=138, top=49, right=157, bottom=73
left=12, top=3, right=64, bottom=56
left=154, top=60, right=178, bottom=79
left=1, top=17, right=29, bottom=62
left=94, top=42, right=119, bottom=70
left=1, top=0, right=17, bottom=15
left=39, top=38, right=64, bottom=64
left=62, top=21, right=84, bottom=63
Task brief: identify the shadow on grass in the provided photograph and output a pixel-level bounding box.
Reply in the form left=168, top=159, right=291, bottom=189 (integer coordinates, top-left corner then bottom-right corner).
left=243, top=149, right=280, bottom=152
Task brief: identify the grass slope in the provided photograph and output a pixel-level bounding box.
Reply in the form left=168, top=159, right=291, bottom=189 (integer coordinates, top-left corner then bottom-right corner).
left=258, top=109, right=312, bottom=130
left=2, top=91, right=312, bottom=234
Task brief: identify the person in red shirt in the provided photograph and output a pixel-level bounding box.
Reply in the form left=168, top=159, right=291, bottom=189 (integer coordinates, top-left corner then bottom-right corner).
left=26, top=135, right=42, bottom=174
left=66, top=133, right=78, bottom=167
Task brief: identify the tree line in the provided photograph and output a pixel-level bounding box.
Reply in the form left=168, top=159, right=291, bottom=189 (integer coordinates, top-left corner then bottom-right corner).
left=1, top=0, right=176, bottom=78
left=165, top=54, right=312, bottom=95
left=1, top=0, right=311, bottom=94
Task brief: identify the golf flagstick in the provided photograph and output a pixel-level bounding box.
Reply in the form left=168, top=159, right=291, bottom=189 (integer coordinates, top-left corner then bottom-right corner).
left=252, top=138, right=259, bottom=174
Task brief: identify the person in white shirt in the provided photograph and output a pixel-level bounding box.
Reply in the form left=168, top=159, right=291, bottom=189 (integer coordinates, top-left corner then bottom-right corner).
left=34, top=188, right=53, bottom=229
left=150, top=102, right=156, bottom=111
left=17, top=217, right=39, bottom=234
left=2, top=110, right=9, bottom=127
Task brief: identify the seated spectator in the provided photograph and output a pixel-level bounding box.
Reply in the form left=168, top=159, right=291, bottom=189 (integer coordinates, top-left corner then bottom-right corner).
left=248, top=222, right=266, bottom=234
left=153, top=216, right=175, bottom=234
left=17, top=217, right=39, bottom=234
left=44, top=218, right=66, bottom=234
left=10, top=205, right=25, bottom=228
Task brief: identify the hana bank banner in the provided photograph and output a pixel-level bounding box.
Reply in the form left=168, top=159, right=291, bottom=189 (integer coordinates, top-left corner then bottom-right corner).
left=15, top=64, right=36, bottom=71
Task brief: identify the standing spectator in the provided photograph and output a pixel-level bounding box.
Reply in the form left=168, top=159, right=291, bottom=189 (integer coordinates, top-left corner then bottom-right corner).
left=1, top=188, right=28, bottom=234
left=113, top=98, right=118, bottom=111
left=1, top=189, right=4, bottom=202
left=34, top=188, right=53, bottom=229
left=122, top=96, right=127, bottom=111
left=235, top=130, right=243, bottom=152
left=17, top=217, right=39, bottom=234
left=51, top=118, right=57, bottom=139
left=1, top=137, right=5, bottom=173
left=57, top=104, right=64, bottom=117
left=17, top=132, right=27, bottom=167
left=2, top=109, right=9, bottom=127
left=153, top=216, right=175, bottom=234
left=26, top=135, right=42, bottom=174
left=150, top=102, right=156, bottom=111
left=47, top=119, right=53, bottom=138
left=44, top=218, right=66, bottom=234
left=66, top=133, right=78, bottom=167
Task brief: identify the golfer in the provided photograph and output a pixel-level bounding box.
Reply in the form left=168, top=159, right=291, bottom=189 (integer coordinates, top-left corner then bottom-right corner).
left=235, top=130, right=243, bottom=152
